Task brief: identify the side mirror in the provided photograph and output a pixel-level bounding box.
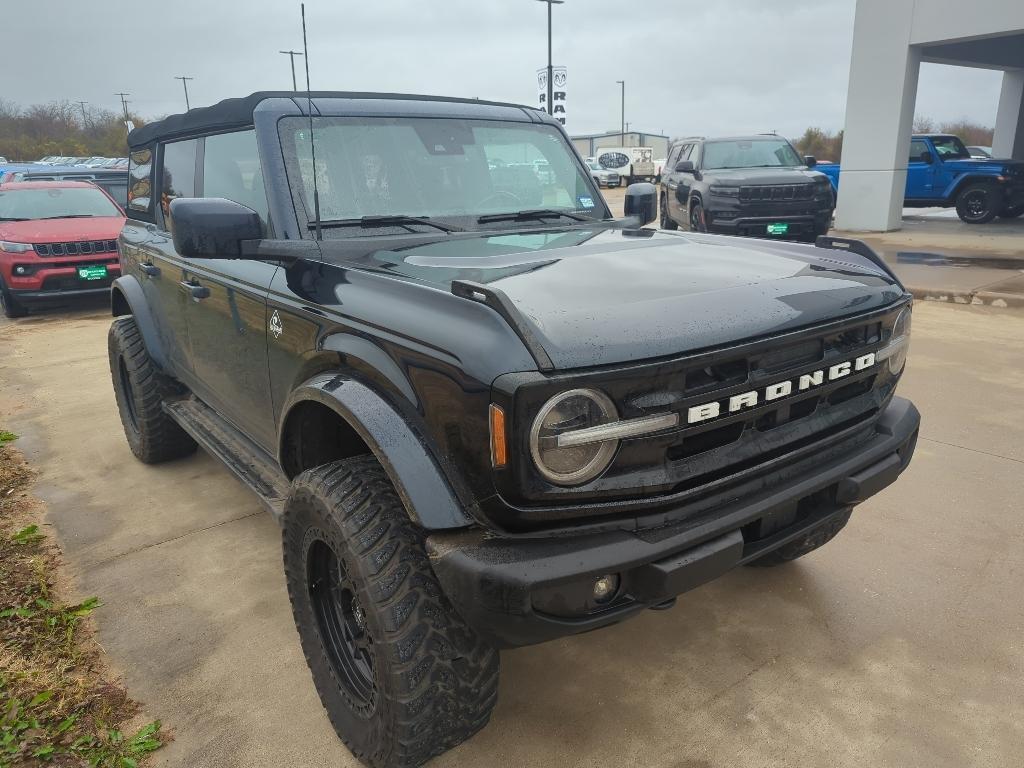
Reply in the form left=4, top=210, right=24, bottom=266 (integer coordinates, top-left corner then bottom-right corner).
left=675, top=160, right=695, bottom=173
left=624, top=182, right=657, bottom=226
left=920, top=151, right=934, bottom=164
left=804, top=155, right=817, bottom=168
left=169, top=197, right=264, bottom=258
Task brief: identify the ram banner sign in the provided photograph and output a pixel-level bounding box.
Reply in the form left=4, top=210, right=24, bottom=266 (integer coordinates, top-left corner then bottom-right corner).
left=537, top=66, right=568, bottom=126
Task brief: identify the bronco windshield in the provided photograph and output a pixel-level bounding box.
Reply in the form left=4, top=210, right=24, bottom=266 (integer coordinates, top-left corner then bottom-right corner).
left=702, top=138, right=803, bottom=170
left=0, top=186, right=122, bottom=221
left=280, top=116, right=604, bottom=234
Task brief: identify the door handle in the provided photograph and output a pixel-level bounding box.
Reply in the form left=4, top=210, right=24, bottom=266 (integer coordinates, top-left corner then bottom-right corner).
left=139, top=262, right=160, bottom=277
left=179, top=280, right=210, bottom=300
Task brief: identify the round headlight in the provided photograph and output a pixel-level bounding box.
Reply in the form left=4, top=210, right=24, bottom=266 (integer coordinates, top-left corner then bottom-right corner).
left=887, top=305, right=912, bottom=374
left=530, top=389, right=618, bottom=486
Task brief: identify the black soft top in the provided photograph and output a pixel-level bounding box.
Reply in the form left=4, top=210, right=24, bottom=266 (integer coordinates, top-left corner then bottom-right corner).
left=128, top=91, right=539, bottom=149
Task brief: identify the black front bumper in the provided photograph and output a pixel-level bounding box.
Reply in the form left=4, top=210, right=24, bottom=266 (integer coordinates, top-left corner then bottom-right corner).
left=428, top=397, right=919, bottom=648
left=706, top=211, right=833, bottom=238
left=13, top=286, right=112, bottom=302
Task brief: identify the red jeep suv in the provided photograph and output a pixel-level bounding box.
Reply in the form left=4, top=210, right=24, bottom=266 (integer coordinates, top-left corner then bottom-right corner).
left=0, top=181, right=125, bottom=318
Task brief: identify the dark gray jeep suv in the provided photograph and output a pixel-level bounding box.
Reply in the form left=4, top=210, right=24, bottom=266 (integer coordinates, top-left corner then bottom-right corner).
left=107, top=91, right=919, bottom=767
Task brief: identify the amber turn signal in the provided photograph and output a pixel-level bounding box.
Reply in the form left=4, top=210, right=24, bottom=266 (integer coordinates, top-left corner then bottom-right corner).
left=489, top=404, right=507, bottom=468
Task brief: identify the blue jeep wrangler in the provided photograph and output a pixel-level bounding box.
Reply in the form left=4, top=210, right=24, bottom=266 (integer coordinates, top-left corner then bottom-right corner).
left=817, top=134, right=1024, bottom=224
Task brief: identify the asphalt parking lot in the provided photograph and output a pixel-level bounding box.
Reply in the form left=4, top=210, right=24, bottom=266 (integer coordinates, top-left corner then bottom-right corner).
left=1, top=298, right=1022, bottom=767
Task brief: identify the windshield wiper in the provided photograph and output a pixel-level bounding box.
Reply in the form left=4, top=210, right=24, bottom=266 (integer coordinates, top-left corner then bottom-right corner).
left=0, top=217, right=29, bottom=222
left=310, top=215, right=463, bottom=233
left=38, top=214, right=97, bottom=219
left=477, top=208, right=591, bottom=224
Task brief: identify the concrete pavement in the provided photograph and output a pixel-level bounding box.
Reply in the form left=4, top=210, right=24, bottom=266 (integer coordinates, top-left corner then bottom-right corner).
left=1, top=300, right=1023, bottom=767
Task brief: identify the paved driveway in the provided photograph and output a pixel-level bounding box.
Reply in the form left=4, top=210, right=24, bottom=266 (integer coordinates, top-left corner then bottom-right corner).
left=1, top=300, right=1022, bottom=767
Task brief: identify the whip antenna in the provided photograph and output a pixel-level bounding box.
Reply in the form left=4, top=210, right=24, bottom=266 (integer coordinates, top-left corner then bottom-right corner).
left=301, top=3, right=322, bottom=240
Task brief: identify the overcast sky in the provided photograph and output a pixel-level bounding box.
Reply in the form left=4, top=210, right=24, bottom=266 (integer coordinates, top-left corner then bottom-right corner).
left=2, top=0, right=1006, bottom=138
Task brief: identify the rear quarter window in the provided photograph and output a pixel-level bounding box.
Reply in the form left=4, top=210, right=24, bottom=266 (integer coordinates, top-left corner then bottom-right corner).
left=127, top=147, right=154, bottom=221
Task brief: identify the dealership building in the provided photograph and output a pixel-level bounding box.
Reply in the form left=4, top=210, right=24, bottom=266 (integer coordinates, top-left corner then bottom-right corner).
left=570, top=130, right=670, bottom=160
left=836, top=0, right=1024, bottom=231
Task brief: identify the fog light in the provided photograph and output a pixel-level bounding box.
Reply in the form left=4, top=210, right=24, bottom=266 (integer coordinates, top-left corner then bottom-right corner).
left=14, top=265, right=28, bottom=275
left=592, top=574, right=620, bottom=603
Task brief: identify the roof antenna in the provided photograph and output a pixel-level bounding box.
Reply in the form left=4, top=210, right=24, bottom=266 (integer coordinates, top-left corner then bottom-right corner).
left=301, top=3, right=322, bottom=241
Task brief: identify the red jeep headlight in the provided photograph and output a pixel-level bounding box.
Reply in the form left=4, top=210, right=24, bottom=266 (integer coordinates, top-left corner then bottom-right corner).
left=0, top=241, right=33, bottom=253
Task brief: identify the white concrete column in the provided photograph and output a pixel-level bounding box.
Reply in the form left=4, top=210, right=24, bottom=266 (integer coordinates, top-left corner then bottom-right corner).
left=993, top=70, right=1024, bottom=160
left=834, top=0, right=920, bottom=232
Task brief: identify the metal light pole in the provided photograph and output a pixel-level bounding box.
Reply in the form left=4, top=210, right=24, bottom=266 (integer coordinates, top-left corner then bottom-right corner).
left=536, top=0, right=564, bottom=116
left=617, top=80, right=625, bottom=144
left=279, top=49, right=304, bottom=90
left=174, top=76, right=194, bottom=110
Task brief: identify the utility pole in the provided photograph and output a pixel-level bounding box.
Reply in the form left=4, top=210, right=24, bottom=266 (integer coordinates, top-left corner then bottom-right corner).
left=279, top=50, right=304, bottom=91
left=174, top=76, right=194, bottom=110
left=76, top=101, right=88, bottom=127
left=536, top=0, right=564, bottom=116
left=115, top=92, right=131, bottom=125
left=617, top=80, right=625, bottom=144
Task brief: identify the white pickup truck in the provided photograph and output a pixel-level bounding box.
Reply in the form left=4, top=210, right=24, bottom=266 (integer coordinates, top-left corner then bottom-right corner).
left=594, top=146, right=656, bottom=185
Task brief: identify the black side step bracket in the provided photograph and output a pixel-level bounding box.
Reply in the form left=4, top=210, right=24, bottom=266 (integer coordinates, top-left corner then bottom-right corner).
left=451, top=279, right=554, bottom=371
left=163, top=397, right=291, bottom=521
left=814, top=235, right=904, bottom=288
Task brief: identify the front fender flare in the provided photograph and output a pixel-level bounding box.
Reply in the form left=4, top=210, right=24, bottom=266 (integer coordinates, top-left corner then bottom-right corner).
left=280, top=373, right=476, bottom=530
left=110, top=275, right=170, bottom=372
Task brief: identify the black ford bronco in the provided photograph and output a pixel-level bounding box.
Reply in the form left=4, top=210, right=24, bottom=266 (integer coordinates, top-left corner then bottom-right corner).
left=108, top=92, right=919, bottom=767
left=660, top=134, right=835, bottom=240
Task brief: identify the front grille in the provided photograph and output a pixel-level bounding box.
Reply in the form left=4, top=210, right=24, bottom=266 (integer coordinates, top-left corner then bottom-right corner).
left=739, top=184, right=815, bottom=202
left=653, top=322, right=887, bottom=481
left=34, top=240, right=118, bottom=257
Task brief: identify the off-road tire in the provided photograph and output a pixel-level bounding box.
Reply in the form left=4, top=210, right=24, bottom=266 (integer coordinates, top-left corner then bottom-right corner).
left=955, top=182, right=1000, bottom=224
left=744, top=509, right=852, bottom=567
left=660, top=194, right=678, bottom=230
left=0, top=277, right=27, bottom=319
left=282, top=456, right=499, bottom=768
left=108, top=316, right=197, bottom=463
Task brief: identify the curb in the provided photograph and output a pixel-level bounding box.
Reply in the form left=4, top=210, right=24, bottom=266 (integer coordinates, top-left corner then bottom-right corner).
left=907, top=285, right=1024, bottom=309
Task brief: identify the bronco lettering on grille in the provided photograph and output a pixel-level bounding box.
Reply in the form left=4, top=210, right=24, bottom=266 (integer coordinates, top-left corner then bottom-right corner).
left=686, top=353, right=876, bottom=424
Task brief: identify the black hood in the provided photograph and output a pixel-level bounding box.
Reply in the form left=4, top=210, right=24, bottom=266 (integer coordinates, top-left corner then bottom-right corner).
left=327, top=227, right=905, bottom=370
left=702, top=167, right=829, bottom=185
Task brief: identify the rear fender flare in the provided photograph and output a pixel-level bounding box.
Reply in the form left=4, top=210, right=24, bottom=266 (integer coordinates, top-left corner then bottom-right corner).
left=280, top=373, right=476, bottom=530
left=110, top=275, right=170, bottom=372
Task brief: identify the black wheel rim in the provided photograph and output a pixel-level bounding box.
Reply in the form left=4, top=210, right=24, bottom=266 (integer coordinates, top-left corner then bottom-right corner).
left=117, top=355, right=139, bottom=431
left=660, top=197, right=667, bottom=228
left=690, top=204, right=703, bottom=232
left=308, top=538, right=376, bottom=713
left=963, top=190, right=988, bottom=220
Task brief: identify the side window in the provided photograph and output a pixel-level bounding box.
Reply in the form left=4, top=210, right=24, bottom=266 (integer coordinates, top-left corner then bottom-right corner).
left=909, top=140, right=930, bottom=163
left=666, top=145, right=681, bottom=168
left=127, top=147, right=154, bottom=220
left=159, top=138, right=197, bottom=229
left=202, top=130, right=269, bottom=229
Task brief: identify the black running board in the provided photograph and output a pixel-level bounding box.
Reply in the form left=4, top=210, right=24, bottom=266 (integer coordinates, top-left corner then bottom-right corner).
left=163, top=396, right=290, bottom=520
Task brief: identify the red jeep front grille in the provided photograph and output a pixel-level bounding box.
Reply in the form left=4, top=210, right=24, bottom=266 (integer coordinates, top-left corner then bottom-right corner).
left=34, top=240, right=118, bottom=257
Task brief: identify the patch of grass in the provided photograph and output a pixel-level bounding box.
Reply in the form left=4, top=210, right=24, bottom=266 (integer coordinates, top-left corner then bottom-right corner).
left=0, top=432, right=16, bottom=444
left=0, top=436, right=166, bottom=767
